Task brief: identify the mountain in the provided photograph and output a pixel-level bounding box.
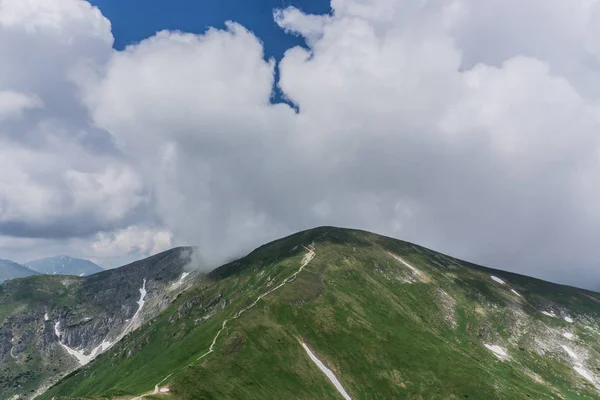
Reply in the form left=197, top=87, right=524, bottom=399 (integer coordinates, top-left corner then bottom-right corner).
left=24, top=256, right=104, bottom=277
left=0, top=247, right=197, bottom=400
left=5, top=227, right=600, bottom=399
left=0, top=259, right=39, bottom=283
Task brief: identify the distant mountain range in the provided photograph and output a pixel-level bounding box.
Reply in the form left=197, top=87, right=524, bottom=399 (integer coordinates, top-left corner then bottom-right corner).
left=0, top=256, right=103, bottom=282
left=0, top=259, right=39, bottom=282
left=24, top=256, right=104, bottom=277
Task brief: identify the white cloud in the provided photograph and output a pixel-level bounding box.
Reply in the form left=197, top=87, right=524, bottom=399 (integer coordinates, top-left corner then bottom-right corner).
left=274, top=7, right=331, bottom=45
left=2, top=0, right=600, bottom=287
left=0, top=0, right=146, bottom=243
left=91, top=226, right=173, bottom=260
left=0, top=91, right=42, bottom=121
left=0, top=0, right=111, bottom=41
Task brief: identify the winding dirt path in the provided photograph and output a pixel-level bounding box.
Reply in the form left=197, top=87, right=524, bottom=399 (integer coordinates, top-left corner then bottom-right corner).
left=196, top=244, right=316, bottom=362
left=130, top=245, right=317, bottom=399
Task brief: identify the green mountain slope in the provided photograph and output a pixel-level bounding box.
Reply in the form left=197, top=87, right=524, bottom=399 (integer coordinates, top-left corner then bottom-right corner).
left=24, top=256, right=104, bottom=277
left=37, top=227, right=600, bottom=400
left=0, top=259, right=39, bottom=283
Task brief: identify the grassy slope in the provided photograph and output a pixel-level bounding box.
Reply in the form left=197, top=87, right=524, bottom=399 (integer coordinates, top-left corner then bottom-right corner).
left=41, top=227, right=600, bottom=399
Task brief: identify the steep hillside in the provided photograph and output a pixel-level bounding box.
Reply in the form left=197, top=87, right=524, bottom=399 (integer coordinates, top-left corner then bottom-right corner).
left=38, top=227, right=600, bottom=400
left=24, top=256, right=104, bottom=277
left=0, top=259, right=39, bottom=283
left=0, top=247, right=198, bottom=400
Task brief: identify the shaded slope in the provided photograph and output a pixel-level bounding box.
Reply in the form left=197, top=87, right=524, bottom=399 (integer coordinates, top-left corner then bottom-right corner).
left=40, top=227, right=600, bottom=399
left=0, top=259, right=39, bottom=283
left=0, top=247, right=198, bottom=400
left=25, top=256, right=104, bottom=277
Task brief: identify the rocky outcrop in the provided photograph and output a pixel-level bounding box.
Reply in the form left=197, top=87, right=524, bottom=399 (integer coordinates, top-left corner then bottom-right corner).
left=0, top=247, right=201, bottom=400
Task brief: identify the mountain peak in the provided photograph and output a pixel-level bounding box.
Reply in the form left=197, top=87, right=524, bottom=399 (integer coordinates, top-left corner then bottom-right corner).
left=0, top=259, right=39, bottom=283
left=24, top=256, right=104, bottom=277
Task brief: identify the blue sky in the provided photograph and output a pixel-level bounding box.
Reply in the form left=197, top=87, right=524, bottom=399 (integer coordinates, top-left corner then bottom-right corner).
left=88, top=0, right=331, bottom=57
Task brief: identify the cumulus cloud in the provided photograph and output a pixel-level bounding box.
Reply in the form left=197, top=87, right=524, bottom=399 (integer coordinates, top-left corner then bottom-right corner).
left=90, top=226, right=173, bottom=263
left=0, top=0, right=154, bottom=264
left=0, top=91, right=42, bottom=121
left=3, top=0, right=600, bottom=287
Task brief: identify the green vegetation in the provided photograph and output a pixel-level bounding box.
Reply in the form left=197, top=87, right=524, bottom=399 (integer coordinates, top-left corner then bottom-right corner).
left=33, top=227, right=600, bottom=399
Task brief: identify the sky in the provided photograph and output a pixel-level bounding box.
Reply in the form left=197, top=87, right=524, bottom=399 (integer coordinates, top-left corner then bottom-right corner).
left=1, top=0, right=600, bottom=289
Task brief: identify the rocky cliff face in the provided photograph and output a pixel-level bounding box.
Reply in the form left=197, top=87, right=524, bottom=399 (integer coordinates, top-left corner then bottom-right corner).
left=0, top=247, right=201, bottom=400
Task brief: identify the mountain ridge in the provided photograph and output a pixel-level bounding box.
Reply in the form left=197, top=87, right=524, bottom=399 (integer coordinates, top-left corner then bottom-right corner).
left=24, top=256, right=104, bottom=277
left=0, top=259, right=39, bottom=283
left=35, top=227, right=600, bottom=400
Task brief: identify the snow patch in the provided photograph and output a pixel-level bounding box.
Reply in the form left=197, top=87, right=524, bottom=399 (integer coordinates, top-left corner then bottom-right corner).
left=301, top=342, right=352, bottom=400
left=574, top=366, right=597, bottom=384
left=159, top=388, right=170, bottom=393
left=132, top=279, right=147, bottom=322
left=388, top=253, right=420, bottom=275
left=490, top=276, right=505, bottom=285
left=510, top=289, right=522, bottom=297
left=564, top=316, right=574, bottom=323
left=541, top=311, right=556, bottom=318
left=44, top=312, right=49, bottom=321
left=54, top=322, right=95, bottom=365
left=484, top=344, right=508, bottom=360
left=560, top=345, right=600, bottom=389
left=54, top=321, right=113, bottom=366
left=561, top=345, right=578, bottom=360
left=386, top=252, right=429, bottom=283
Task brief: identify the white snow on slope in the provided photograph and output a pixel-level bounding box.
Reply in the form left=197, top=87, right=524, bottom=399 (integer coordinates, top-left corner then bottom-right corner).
left=490, top=276, right=505, bottom=285
left=574, top=366, right=596, bottom=384
left=44, top=312, right=49, bottom=321
left=132, top=279, right=147, bottom=322
left=541, top=311, right=556, bottom=317
left=510, top=289, right=522, bottom=297
left=171, top=272, right=190, bottom=289
left=564, top=316, right=574, bottom=323
left=560, top=345, right=600, bottom=389
left=561, top=345, right=578, bottom=360
left=54, top=321, right=104, bottom=365
left=484, top=344, right=508, bottom=360
left=387, top=252, right=421, bottom=276
left=301, top=342, right=352, bottom=400
left=54, top=320, right=114, bottom=366
left=54, top=321, right=61, bottom=338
